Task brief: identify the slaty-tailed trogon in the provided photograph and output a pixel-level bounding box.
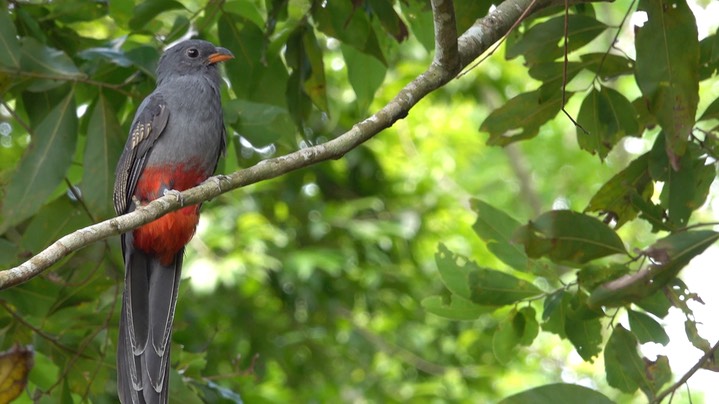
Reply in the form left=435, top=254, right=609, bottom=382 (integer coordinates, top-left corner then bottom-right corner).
left=113, top=39, right=233, bottom=403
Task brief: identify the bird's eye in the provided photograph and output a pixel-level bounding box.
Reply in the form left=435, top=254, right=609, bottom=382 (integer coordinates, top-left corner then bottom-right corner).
left=186, top=48, right=199, bottom=58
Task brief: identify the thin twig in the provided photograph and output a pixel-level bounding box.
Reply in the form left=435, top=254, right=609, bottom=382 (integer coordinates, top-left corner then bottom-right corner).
left=561, top=0, right=587, bottom=133
left=652, top=339, right=719, bottom=403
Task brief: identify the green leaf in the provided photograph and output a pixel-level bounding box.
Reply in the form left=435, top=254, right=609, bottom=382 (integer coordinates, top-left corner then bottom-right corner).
left=585, top=153, right=653, bottom=229
left=648, top=230, right=719, bottom=287
left=580, top=53, right=635, bottom=80
left=481, top=90, right=566, bottom=146
left=342, top=44, right=386, bottom=113
left=301, top=28, right=328, bottom=112
left=513, top=210, right=627, bottom=266
left=1, top=90, right=78, bottom=231
left=660, top=148, right=715, bottom=226
left=82, top=94, right=124, bottom=218
left=685, top=318, right=711, bottom=351
left=226, top=99, right=294, bottom=145
left=493, top=313, right=520, bottom=364
left=403, top=1, right=434, bottom=51
left=506, top=15, right=607, bottom=65
left=471, top=199, right=530, bottom=272
left=492, top=307, right=539, bottom=363
left=542, top=290, right=569, bottom=337
left=565, top=315, right=603, bottom=361
left=20, top=196, right=91, bottom=252
left=0, top=5, right=21, bottom=70
left=498, top=383, right=614, bottom=404
left=628, top=310, right=669, bottom=345
left=19, top=37, right=83, bottom=83
left=368, top=0, right=408, bottom=42
left=635, top=286, right=673, bottom=318
left=421, top=295, right=492, bottom=321
left=0, top=238, right=18, bottom=267
left=47, top=0, right=108, bottom=23
left=218, top=12, right=288, bottom=106
left=699, top=33, right=719, bottom=80
left=588, top=231, right=717, bottom=308
left=635, top=0, right=699, bottom=161
left=529, top=62, right=584, bottom=101
left=128, top=0, right=185, bottom=31
left=604, top=325, right=644, bottom=393
left=516, top=306, right=539, bottom=346
left=221, top=0, right=265, bottom=29
left=699, top=94, right=719, bottom=122
left=577, top=263, right=630, bottom=291
left=576, top=86, right=639, bottom=160
left=313, top=0, right=386, bottom=65
left=435, top=244, right=542, bottom=306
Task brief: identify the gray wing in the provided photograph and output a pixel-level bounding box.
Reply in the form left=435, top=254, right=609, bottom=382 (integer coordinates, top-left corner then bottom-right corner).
left=113, top=93, right=170, bottom=215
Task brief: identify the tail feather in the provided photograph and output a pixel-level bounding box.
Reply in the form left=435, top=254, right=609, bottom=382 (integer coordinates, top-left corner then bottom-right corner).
left=118, top=235, right=183, bottom=404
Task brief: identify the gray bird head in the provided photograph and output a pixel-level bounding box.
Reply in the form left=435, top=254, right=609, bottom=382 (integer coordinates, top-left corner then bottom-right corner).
left=156, top=39, right=233, bottom=85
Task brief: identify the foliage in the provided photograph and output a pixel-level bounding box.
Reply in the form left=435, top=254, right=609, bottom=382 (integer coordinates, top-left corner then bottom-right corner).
left=0, top=0, right=718, bottom=402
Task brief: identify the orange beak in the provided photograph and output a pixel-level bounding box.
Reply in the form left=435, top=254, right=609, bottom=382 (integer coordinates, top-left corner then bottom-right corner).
left=207, top=47, right=234, bottom=64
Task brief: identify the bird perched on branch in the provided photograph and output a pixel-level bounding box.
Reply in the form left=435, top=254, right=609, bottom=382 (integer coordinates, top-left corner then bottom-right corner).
left=113, top=39, right=233, bottom=403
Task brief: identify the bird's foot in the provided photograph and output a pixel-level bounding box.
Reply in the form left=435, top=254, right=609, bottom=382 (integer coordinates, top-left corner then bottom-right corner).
left=131, top=195, right=142, bottom=208
left=204, top=175, right=231, bottom=193
left=163, top=189, right=184, bottom=207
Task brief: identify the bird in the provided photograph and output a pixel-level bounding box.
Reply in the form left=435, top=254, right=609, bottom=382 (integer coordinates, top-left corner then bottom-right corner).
left=113, top=39, right=233, bottom=403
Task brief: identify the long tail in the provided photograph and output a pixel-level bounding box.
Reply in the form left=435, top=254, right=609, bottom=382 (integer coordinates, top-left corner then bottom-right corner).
left=117, top=236, right=183, bottom=404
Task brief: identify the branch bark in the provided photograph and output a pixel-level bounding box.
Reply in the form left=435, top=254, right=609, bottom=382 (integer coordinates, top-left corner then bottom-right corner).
left=0, top=0, right=610, bottom=290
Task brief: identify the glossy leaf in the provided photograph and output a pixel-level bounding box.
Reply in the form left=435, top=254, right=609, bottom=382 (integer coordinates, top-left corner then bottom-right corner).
left=506, top=15, right=607, bottom=65
left=542, top=290, right=569, bottom=337
left=577, top=263, right=630, bottom=291
left=685, top=319, right=711, bottom=352
left=226, top=99, right=294, bottom=145
left=659, top=146, right=715, bottom=226
left=368, top=0, right=408, bottom=42
left=19, top=37, right=83, bottom=80
left=699, top=33, right=719, bottom=80
left=493, top=307, right=538, bottom=363
left=1, top=90, right=78, bottom=231
left=481, top=90, right=566, bottom=146
left=513, top=210, right=627, bottom=266
left=313, top=0, right=386, bottom=65
left=0, top=5, right=21, bottom=69
left=499, top=383, right=613, bottom=404
left=471, top=199, right=530, bottom=272
left=628, top=310, right=669, bottom=345
left=82, top=94, right=124, bottom=218
left=20, top=197, right=91, bottom=252
left=218, top=12, right=288, bottom=106
left=342, top=44, right=386, bottom=113
left=129, top=0, right=185, bottom=31
left=576, top=86, right=639, bottom=159
left=635, top=0, right=699, bottom=162
left=403, top=0, right=434, bottom=51
left=585, top=153, right=653, bottom=229
left=0, top=238, right=17, bottom=267
left=699, top=95, right=719, bottom=122
left=604, top=325, right=644, bottom=393
left=421, top=295, right=492, bottom=321
left=565, top=298, right=603, bottom=361
left=435, top=244, right=542, bottom=306
left=580, top=53, right=635, bottom=80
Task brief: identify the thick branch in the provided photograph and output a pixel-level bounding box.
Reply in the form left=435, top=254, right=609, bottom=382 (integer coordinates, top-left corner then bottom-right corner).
left=0, top=0, right=610, bottom=290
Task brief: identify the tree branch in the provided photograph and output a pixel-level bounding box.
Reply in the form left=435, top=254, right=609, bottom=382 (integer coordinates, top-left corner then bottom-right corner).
left=0, top=0, right=611, bottom=290
left=652, top=339, right=719, bottom=403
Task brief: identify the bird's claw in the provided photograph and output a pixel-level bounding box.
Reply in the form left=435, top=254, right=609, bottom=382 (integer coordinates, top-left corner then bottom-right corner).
left=163, top=189, right=184, bottom=206
left=204, top=175, right=230, bottom=193
left=131, top=195, right=142, bottom=208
